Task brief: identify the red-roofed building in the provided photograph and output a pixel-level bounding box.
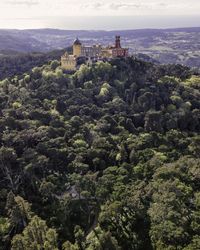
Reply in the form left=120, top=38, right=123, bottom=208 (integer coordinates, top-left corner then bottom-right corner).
left=111, top=36, right=129, bottom=57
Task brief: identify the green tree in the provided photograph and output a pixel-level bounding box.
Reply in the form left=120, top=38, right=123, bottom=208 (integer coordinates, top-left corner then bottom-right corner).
left=11, top=216, right=58, bottom=250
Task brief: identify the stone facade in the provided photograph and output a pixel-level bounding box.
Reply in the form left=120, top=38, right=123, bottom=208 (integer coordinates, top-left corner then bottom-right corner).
left=61, top=52, right=76, bottom=71
left=73, top=38, right=82, bottom=57
left=72, top=36, right=128, bottom=59
left=61, top=36, right=129, bottom=70
left=81, top=45, right=102, bottom=58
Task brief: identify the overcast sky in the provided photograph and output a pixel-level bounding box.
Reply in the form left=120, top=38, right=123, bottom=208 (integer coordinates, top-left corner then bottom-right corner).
left=0, top=0, right=200, bottom=29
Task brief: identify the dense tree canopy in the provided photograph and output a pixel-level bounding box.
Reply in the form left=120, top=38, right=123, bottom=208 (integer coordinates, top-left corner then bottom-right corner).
left=0, top=57, right=199, bottom=249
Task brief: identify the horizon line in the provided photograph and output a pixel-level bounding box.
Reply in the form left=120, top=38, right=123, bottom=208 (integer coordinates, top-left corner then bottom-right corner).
left=0, top=26, right=200, bottom=31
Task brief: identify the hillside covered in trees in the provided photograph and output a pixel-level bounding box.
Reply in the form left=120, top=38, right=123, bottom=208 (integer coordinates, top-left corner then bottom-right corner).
left=0, top=57, right=200, bottom=250
left=0, top=48, right=68, bottom=81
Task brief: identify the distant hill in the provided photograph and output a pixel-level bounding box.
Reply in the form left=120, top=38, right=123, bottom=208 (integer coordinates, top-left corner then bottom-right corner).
left=0, top=27, right=200, bottom=52
left=0, top=48, right=72, bottom=80
left=0, top=27, right=200, bottom=68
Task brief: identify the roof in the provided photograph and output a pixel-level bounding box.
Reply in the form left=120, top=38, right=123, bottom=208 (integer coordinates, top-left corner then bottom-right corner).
left=73, top=38, right=82, bottom=45
left=61, top=52, right=76, bottom=59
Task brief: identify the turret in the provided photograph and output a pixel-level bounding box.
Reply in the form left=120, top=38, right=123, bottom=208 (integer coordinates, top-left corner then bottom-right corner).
left=73, top=38, right=82, bottom=57
left=115, top=36, right=121, bottom=48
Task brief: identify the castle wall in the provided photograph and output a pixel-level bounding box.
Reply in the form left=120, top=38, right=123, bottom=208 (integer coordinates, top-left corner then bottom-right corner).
left=81, top=45, right=102, bottom=57
left=61, top=54, right=76, bottom=71
left=61, top=36, right=129, bottom=71
left=73, top=44, right=82, bottom=57
left=112, top=48, right=129, bottom=57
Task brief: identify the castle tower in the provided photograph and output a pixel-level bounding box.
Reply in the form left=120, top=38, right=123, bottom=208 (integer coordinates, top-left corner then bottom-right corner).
left=115, top=36, right=121, bottom=48
left=73, top=38, right=82, bottom=57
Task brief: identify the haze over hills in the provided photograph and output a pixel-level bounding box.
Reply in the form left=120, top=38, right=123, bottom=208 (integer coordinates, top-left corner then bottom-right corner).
left=0, top=27, right=200, bottom=68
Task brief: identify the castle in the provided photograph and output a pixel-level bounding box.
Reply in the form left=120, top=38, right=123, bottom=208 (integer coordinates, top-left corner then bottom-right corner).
left=61, top=36, right=129, bottom=71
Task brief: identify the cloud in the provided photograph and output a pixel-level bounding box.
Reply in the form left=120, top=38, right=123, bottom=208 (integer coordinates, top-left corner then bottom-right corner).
left=81, top=2, right=106, bottom=10
left=109, top=3, right=143, bottom=10
left=93, top=2, right=104, bottom=9
left=1, top=0, right=200, bottom=20
left=89, top=1, right=163, bottom=12
left=5, top=0, right=39, bottom=7
left=78, top=1, right=146, bottom=12
left=108, top=1, right=172, bottom=11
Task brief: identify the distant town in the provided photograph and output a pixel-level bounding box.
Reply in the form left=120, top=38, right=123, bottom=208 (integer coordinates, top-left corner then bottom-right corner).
left=61, top=36, right=129, bottom=71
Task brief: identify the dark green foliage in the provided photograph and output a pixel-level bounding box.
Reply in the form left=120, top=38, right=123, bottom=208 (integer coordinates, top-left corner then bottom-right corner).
left=0, top=57, right=199, bottom=249
left=0, top=48, right=70, bottom=80
left=11, top=215, right=58, bottom=250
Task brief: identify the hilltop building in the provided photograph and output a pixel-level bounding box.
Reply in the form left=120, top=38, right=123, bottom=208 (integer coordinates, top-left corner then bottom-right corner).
left=110, top=35, right=129, bottom=57
left=61, top=52, right=76, bottom=71
left=73, top=38, right=82, bottom=57
left=61, top=36, right=128, bottom=71
left=101, top=36, right=129, bottom=58
left=73, top=38, right=102, bottom=58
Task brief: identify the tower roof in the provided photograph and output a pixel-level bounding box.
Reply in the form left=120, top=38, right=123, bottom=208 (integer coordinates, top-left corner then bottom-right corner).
left=73, top=38, right=82, bottom=45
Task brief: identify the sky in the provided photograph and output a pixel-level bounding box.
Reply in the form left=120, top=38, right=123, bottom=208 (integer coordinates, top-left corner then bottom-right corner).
left=0, top=0, right=200, bottom=29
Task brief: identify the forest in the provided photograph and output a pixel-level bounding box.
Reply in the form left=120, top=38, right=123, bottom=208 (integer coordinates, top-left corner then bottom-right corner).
left=0, top=57, right=200, bottom=250
left=0, top=48, right=67, bottom=81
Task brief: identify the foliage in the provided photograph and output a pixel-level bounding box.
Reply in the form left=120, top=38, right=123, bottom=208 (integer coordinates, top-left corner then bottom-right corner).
left=0, top=57, right=199, bottom=249
left=11, top=216, right=58, bottom=250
